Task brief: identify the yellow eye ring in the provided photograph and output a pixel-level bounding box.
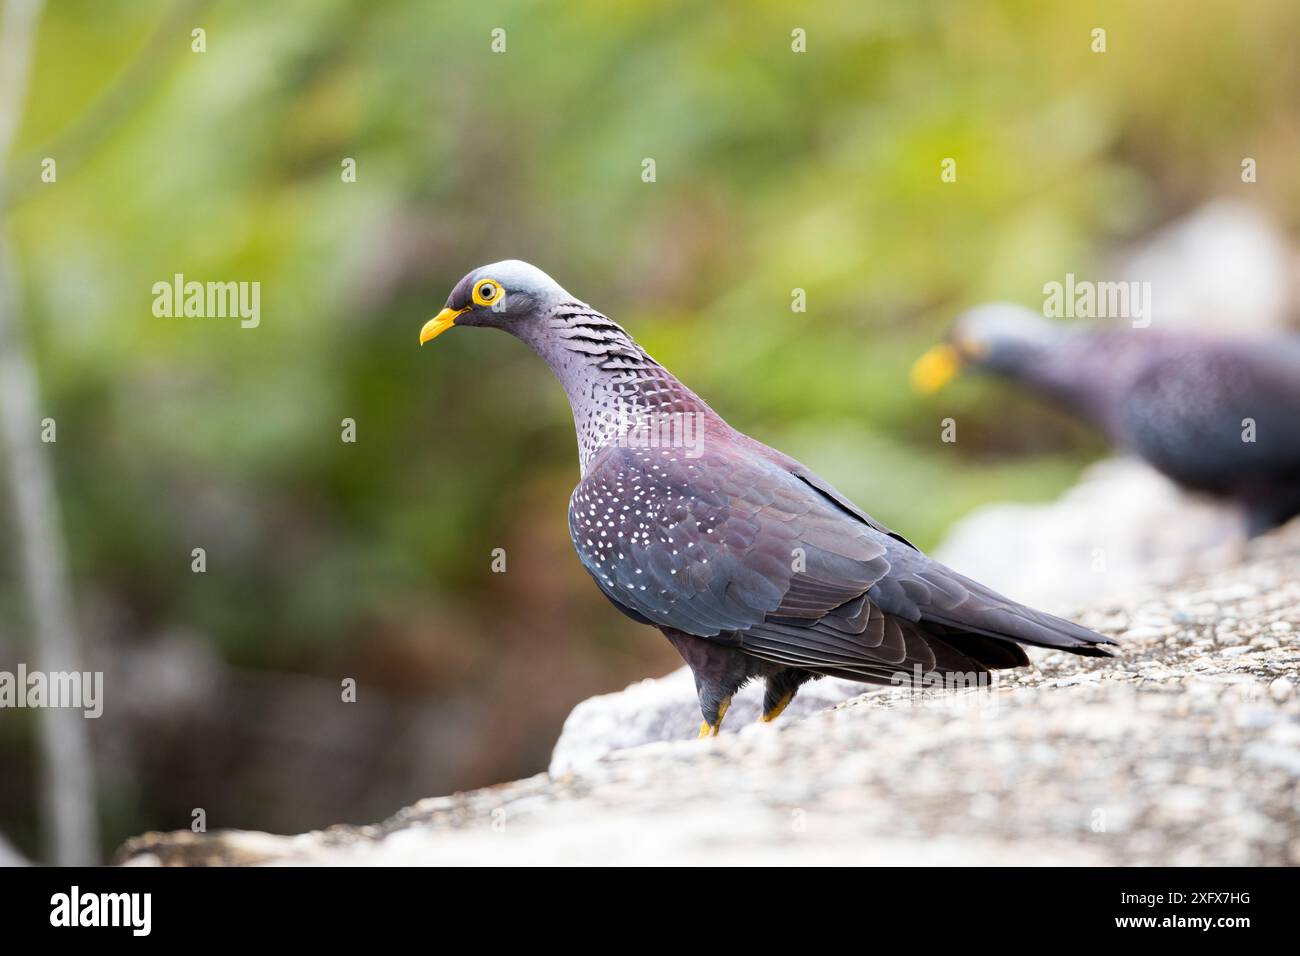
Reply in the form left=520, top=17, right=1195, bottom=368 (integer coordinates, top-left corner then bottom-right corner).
left=472, top=278, right=504, bottom=307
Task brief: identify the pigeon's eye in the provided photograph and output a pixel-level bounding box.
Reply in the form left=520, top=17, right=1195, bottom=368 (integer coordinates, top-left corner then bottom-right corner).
left=472, top=279, right=503, bottom=307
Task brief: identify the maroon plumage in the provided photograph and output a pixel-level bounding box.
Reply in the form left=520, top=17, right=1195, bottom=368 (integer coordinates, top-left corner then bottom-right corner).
left=431, top=262, right=1115, bottom=732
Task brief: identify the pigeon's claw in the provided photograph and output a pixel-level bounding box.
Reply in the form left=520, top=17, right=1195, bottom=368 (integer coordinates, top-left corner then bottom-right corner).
left=698, top=695, right=731, bottom=738
left=760, top=690, right=794, bottom=724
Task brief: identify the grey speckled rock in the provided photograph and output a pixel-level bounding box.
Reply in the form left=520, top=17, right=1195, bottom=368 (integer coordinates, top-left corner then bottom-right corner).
left=934, top=457, right=1248, bottom=614
left=116, top=522, right=1300, bottom=867
left=548, top=668, right=872, bottom=775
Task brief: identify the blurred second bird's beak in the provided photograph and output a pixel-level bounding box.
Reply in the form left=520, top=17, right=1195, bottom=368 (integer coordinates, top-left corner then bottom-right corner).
left=420, top=307, right=466, bottom=345
left=910, top=344, right=963, bottom=393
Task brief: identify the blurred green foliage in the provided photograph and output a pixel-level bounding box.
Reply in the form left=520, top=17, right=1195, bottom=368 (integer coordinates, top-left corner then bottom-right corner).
left=2, top=0, right=1299, bottom=853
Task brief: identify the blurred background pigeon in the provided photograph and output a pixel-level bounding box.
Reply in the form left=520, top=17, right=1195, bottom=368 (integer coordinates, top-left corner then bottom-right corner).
left=913, top=306, right=1300, bottom=536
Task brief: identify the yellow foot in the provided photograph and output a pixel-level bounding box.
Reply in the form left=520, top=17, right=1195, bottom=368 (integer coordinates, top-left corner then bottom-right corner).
left=698, top=696, right=732, bottom=738
left=760, top=691, right=794, bottom=723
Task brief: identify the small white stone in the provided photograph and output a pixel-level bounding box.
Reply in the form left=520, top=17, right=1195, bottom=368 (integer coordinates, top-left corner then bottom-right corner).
left=1268, top=677, right=1294, bottom=703
left=1121, top=626, right=1168, bottom=641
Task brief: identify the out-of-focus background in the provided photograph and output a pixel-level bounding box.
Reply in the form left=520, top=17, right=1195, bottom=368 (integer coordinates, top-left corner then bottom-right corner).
left=1, top=0, right=1298, bottom=863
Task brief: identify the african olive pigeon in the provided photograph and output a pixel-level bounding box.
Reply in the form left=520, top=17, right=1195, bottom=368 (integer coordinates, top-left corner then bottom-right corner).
left=912, top=303, right=1300, bottom=536
left=423, top=263, right=1114, bottom=736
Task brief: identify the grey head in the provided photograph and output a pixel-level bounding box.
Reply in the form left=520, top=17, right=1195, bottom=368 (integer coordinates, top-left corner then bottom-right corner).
left=419, top=259, right=575, bottom=345
left=911, top=302, right=1068, bottom=393
left=422, top=260, right=708, bottom=473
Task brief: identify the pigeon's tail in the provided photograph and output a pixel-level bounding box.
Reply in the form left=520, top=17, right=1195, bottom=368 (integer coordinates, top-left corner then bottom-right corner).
left=872, top=547, right=1117, bottom=660
left=927, top=572, right=1116, bottom=658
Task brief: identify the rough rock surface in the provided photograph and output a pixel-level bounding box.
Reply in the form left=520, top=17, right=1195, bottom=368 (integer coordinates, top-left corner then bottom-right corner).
left=117, top=522, right=1300, bottom=866
left=933, top=457, right=1246, bottom=614
left=549, top=666, right=870, bottom=775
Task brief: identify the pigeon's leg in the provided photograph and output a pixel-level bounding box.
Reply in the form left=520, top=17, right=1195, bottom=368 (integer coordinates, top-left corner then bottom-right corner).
left=695, top=671, right=743, bottom=737
left=760, top=668, right=811, bottom=724
left=659, top=627, right=753, bottom=739
left=1243, top=492, right=1300, bottom=538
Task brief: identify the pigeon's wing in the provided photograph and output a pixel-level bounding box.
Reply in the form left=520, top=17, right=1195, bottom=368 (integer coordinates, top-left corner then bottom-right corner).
left=569, top=443, right=890, bottom=639
left=727, top=430, right=920, bottom=550
left=570, top=443, right=1112, bottom=679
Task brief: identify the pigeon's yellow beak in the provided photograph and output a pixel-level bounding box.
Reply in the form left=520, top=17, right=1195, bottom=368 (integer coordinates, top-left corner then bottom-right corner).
left=419, top=307, right=467, bottom=345
left=910, top=343, right=963, bottom=394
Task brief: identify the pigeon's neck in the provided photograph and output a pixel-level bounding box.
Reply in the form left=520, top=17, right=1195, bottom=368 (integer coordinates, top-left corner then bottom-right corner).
left=514, top=301, right=720, bottom=474
left=1006, top=330, right=1141, bottom=432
